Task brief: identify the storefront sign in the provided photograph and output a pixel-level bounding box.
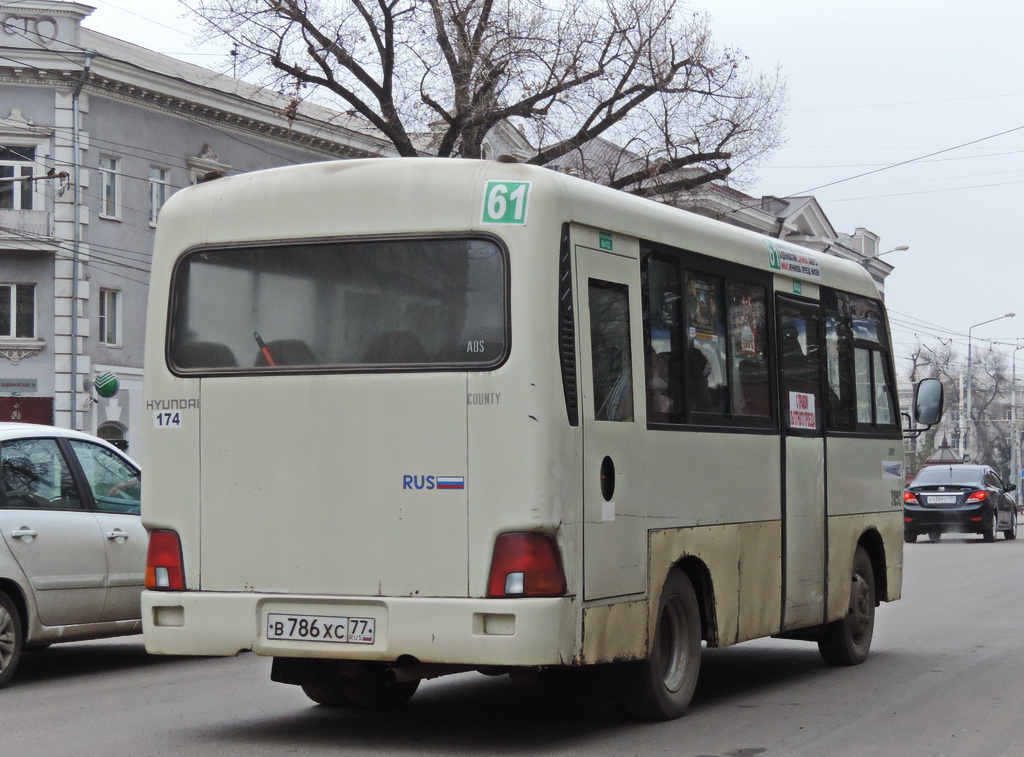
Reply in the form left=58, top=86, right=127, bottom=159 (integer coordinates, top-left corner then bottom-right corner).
left=0, top=378, right=37, bottom=393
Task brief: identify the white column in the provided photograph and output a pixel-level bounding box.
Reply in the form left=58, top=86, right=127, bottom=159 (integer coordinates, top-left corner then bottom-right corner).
left=52, top=89, right=91, bottom=430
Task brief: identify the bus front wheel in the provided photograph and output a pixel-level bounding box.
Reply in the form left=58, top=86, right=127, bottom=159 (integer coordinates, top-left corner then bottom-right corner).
left=818, top=546, right=875, bottom=666
left=620, top=570, right=702, bottom=721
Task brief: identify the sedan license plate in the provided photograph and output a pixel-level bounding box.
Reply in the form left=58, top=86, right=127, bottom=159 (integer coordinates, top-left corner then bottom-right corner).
left=266, top=613, right=375, bottom=644
left=927, top=495, right=957, bottom=504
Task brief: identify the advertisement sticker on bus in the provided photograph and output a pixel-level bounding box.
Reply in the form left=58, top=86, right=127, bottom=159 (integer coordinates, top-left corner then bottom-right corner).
left=765, top=239, right=822, bottom=280
left=882, top=460, right=904, bottom=479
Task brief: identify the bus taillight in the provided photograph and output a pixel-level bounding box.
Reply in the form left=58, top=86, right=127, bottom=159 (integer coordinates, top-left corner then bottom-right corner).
left=146, top=529, right=186, bottom=590
left=487, top=532, right=566, bottom=598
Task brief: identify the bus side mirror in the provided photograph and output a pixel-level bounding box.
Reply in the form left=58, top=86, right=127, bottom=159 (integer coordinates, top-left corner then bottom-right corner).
left=904, top=377, right=943, bottom=438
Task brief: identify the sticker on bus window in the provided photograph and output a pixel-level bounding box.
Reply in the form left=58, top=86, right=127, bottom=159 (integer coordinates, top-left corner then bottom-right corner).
left=788, top=392, right=816, bottom=430
left=482, top=181, right=532, bottom=225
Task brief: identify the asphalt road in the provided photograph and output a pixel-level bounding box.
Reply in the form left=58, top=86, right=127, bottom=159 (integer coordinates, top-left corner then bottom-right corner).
left=3, top=536, right=1023, bottom=756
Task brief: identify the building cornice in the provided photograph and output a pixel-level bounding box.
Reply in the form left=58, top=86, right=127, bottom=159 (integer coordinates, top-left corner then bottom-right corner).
left=82, top=73, right=382, bottom=159
left=0, top=65, right=388, bottom=159
left=0, top=338, right=46, bottom=365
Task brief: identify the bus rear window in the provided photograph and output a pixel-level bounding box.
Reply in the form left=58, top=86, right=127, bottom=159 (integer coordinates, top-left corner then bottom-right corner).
left=168, top=236, right=507, bottom=372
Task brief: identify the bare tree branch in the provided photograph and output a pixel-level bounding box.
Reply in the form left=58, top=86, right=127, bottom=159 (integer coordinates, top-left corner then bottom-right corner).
left=183, top=0, right=786, bottom=186
left=907, top=339, right=1016, bottom=478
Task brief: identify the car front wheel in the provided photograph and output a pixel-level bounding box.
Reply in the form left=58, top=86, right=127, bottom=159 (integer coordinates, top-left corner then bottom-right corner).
left=0, top=591, right=24, bottom=688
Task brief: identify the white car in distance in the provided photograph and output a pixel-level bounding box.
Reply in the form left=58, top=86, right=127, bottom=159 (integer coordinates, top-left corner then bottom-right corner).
left=0, top=423, right=144, bottom=687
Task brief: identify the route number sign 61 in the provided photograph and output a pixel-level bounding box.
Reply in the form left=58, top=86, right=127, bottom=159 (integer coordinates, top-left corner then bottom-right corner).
left=482, top=181, right=532, bottom=225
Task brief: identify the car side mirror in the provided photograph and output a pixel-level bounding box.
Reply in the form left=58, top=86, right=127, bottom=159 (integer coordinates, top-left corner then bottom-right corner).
left=905, top=377, right=943, bottom=438
left=1007, top=483, right=1017, bottom=493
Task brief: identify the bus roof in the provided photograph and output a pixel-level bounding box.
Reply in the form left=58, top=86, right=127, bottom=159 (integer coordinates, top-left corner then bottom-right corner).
left=153, top=158, right=881, bottom=299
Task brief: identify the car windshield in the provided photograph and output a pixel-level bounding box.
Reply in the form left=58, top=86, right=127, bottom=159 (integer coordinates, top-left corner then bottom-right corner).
left=911, top=466, right=983, bottom=487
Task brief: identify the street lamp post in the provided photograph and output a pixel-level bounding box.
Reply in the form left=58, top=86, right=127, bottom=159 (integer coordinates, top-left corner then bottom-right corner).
left=1013, top=344, right=1024, bottom=505
left=858, top=244, right=909, bottom=266
left=963, top=312, right=1016, bottom=461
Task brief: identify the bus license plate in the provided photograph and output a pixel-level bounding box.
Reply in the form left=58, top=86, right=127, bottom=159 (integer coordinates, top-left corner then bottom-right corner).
left=266, top=613, right=375, bottom=644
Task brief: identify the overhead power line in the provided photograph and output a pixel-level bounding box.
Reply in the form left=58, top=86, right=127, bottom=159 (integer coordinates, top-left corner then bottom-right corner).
left=785, top=124, right=1024, bottom=197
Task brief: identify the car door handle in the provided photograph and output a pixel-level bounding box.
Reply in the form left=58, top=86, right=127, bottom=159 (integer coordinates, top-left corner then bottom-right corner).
left=12, top=527, right=38, bottom=540
left=106, top=529, right=130, bottom=542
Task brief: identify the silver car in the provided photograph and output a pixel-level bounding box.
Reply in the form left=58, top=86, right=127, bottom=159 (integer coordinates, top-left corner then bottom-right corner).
left=0, top=423, right=144, bottom=688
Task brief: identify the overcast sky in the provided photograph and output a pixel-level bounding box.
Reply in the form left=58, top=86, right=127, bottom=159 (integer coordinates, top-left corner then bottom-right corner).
left=79, top=0, right=1024, bottom=374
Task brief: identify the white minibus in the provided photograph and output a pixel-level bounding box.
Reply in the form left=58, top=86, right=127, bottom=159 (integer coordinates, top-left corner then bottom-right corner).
left=141, top=158, right=940, bottom=719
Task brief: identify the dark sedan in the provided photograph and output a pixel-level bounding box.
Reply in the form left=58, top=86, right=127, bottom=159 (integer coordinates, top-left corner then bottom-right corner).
left=904, top=464, right=1017, bottom=543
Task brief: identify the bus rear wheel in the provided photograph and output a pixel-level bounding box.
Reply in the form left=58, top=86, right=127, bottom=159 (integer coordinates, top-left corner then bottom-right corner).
left=818, top=546, right=875, bottom=666
left=620, top=571, right=701, bottom=721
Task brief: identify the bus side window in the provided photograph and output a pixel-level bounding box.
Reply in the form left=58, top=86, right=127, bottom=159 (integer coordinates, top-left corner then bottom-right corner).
left=642, top=252, right=771, bottom=424
left=589, top=280, right=634, bottom=422
left=727, top=282, right=769, bottom=417
left=779, top=303, right=823, bottom=432
left=824, top=308, right=856, bottom=430
left=824, top=292, right=898, bottom=431
left=642, top=254, right=684, bottom=423
left=684, top=272, right=727, bottom=415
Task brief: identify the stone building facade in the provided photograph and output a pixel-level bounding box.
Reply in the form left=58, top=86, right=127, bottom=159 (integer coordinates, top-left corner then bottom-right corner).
left=1, top=1, right=390, bottom=453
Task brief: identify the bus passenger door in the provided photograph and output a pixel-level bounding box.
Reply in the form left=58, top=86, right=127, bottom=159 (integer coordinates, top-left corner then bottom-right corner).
left=576, top=246, right=647, bottom=601
left=778, top=296, right=827, bottom=630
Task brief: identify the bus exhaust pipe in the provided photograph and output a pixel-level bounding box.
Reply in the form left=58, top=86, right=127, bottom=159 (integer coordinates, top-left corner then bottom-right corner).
left=386, top=663, right=477, bottom=684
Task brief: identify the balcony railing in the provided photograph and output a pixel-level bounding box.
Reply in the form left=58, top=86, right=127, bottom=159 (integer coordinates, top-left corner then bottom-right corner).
left=0, top=209, right=54, bottom=240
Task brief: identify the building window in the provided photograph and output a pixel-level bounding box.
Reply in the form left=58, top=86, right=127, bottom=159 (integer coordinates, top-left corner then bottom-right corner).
left=97, top=422, right=129, bottom=452
left=187, top=144, right=230, bottom=185
left=0, top=145, right=35, bottom=210
left=99, top=288, right=121, bottom=346
left=98, top=156, right=120, bottom=218
left=149, top=167, right=170, bottom=225
left=0, top=283, right=35, bottom=338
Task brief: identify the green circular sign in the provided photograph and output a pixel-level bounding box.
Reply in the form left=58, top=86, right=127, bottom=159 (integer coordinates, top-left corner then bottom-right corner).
left=94, top=371, right=119, bottom=398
